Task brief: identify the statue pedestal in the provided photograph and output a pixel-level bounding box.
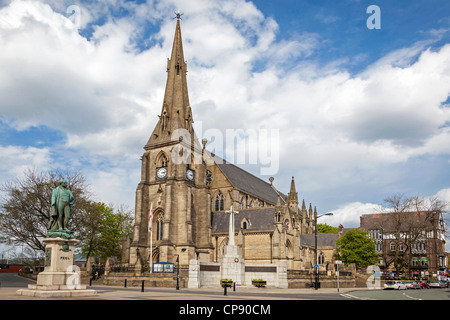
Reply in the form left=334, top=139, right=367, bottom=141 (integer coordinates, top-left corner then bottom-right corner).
left=17, top=237, right=97, bottom=298
left=220, top=245, right=245, bottom=285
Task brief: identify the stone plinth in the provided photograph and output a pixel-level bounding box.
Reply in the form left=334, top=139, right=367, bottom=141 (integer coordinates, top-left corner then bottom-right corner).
left=17, top=237, right=96, bottom=298
left=220, top=245, right=245, bottom=285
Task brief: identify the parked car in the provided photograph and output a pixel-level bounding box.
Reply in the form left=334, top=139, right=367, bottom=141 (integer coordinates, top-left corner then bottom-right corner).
left=429, top=280, right=446, bottom=288
left=404, top=281, right=420, bottom=289
left=419, top=281, right=429, bottom=289
left=410, top=281, right=421, bottom=289
left=384, top=280, right=407, bottom=290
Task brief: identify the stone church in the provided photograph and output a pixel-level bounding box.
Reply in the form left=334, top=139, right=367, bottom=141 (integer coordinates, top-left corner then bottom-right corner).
left=127, top=18, right=324, bottom=273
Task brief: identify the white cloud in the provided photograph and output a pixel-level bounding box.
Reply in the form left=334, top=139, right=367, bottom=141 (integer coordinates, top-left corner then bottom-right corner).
left=436, top=188, right=450, bottom=205
left=323, top=187, right=450, bottom=230
left=0, top=0, right=449, bottom=212
left=86, top=165, right=140, bottom=210
left=0, top=145, right=53, bottom=179
left=319, top=202, right=384, bottom=228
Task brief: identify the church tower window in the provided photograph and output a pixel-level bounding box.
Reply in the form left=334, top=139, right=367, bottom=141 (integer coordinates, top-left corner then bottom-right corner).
left=156, top=152, right=168, bottom=167
left=156, top=213, right=164, bottom=241
left=215, top=192, right=224, bottom=211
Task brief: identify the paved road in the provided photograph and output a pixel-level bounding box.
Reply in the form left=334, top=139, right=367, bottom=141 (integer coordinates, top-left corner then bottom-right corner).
left=0, top=273, right=35, bottom=288
left=344, top=287, right=450, bottom=300
left=2, top=274, right=448, bottom=301
left=1, top=274, right=360, bottom=300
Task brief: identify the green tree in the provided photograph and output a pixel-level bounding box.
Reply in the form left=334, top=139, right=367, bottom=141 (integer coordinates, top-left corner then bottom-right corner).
left=78, top=202, right=133, bottom=260
left=317, top=223, right=339, bottom=233
left=335, top=228, right=378, bottom=268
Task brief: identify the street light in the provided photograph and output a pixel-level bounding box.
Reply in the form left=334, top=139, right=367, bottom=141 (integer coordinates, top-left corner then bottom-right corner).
left=314, top=211, right=333, bottom=290
left=176, top=248, right=187, bottom=290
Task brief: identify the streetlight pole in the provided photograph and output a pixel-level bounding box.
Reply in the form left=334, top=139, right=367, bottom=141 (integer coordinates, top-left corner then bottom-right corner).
left=176, top=248, right=186, bottom=290
left=314, top=211, right=333, bottom=290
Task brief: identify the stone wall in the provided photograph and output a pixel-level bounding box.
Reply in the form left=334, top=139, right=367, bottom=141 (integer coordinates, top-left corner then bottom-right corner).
left=188, top=260, right=288, bottom=288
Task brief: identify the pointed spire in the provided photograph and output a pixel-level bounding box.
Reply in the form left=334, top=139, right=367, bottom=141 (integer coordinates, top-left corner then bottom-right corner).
left=276, top=195, right=281, bottom=207
left=287, top=176, right=298, bottom=203
left=146, top=18, right=193, bottom=148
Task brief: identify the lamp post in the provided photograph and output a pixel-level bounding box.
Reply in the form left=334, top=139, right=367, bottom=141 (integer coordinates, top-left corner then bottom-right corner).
left=314, top=211, right=333, bottom=290
left=176, top=248, right=187, bottom=290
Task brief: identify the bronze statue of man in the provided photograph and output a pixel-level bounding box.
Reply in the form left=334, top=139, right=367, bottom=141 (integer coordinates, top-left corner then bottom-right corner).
left=48, top=179, right=75, bottom=234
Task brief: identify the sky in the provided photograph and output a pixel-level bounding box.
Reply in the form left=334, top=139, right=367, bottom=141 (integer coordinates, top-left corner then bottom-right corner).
left=0, top=0, right=450, bottom=242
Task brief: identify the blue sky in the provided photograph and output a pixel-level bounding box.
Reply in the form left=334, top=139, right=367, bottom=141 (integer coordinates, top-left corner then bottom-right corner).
left=0, top=0, right=449, bottom=245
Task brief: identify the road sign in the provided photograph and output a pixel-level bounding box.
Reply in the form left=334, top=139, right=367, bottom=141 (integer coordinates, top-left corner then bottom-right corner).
left=334, top=260, right=343, bottom=264
left=313, top=264, right=319, bottom=268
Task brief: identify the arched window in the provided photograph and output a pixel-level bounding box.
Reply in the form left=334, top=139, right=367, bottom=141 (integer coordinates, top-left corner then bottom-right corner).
left=241, top=218, right=250, bottom=230
left=156, top=152, right=168, bottom=167
left=215, top=192, right=224, bottom=211
left=156, top=213, right=164, bottom=241
left=318, top=252, right=325, bottom=264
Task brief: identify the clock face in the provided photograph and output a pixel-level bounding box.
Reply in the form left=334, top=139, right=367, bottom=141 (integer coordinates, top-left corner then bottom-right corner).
left=157, top=167, right=167, bottom=179
left=186, top=169, right=194, bottom=181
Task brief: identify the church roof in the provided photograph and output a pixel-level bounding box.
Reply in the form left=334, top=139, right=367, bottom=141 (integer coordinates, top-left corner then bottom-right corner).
left=211, top=207, right=275, bottom=233
left=300, top=233, right=339, bottom=248
left=215, top=159, right=286, bottom=205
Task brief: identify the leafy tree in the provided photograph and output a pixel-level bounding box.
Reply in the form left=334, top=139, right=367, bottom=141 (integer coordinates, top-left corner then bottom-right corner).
left=76, top=201, right=105, bottom=260
left=317, top=223, right=339, bottom=233
left=78, top=202, right=133, bottom=260
left=335, top=228, right=378, bottom=268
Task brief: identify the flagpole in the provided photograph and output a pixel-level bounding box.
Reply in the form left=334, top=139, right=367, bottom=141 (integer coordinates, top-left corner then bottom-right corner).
left=149, top=203, right=153, bottom=273
left=150, top=228, right=153, bottom=273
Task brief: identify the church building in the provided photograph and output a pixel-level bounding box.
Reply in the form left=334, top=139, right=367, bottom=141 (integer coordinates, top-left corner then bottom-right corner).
left=128, top=17, right=320, bottom=272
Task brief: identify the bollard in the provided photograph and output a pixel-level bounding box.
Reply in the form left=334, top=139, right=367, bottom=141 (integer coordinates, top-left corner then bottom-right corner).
left=141, top=280, right=145, bottom=292
left=233, top=282, right=236, bottom=292
left=124, top=279, right=127, bottom=288
left=89, top=278, right=92, bottom=286
left=224, top=285, right=227, bottom=296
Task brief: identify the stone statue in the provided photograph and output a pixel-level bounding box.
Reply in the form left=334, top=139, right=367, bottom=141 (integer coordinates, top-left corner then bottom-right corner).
left=48, top=179, right=75, bottom=238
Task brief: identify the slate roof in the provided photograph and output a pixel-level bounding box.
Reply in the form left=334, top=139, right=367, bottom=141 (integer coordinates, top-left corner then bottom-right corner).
left=214, top=158, right=286, bottom=205
left=300, top=233, right=339, bottom=248
left=360, top=211, right=442, bottom=233
left=211, top=207, right=276, bottom=233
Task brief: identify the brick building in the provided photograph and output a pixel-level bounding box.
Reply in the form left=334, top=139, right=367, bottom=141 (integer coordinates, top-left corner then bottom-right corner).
left=360, top=211, right=447, bottom=278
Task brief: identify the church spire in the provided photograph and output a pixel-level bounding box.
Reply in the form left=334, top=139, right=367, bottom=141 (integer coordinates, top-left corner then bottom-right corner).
left=146, top=17, right=193, bottom=149
left=287, top=176, right=298, bottom=203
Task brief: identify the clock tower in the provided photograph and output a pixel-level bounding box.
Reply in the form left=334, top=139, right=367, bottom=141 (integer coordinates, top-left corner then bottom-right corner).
left=129, top=17, right=213, bottom=267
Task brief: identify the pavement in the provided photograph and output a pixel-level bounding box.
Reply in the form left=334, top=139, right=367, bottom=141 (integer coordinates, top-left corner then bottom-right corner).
left=0, top=273, right=367, bottom=300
